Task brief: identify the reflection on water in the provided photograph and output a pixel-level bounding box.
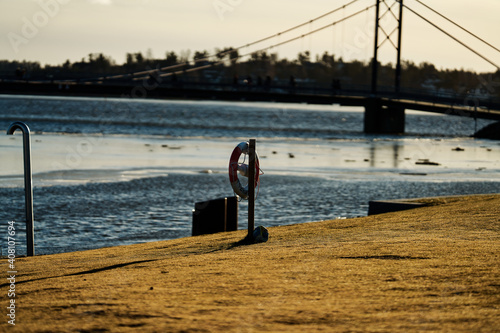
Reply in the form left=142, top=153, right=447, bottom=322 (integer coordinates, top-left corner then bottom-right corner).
left=369, top=142, right=403, bottom=168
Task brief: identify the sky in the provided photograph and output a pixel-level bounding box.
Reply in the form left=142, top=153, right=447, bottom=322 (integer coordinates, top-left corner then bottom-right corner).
left=1, top=0, right=499, bottom=73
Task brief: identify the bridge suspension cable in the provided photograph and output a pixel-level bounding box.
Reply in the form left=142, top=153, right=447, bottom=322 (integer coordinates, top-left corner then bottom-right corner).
left=221, top=0, right=363, bottom=57
left=414, top=0, right=500, bottom=55
left=83, top=0, right=367, bottom=82
left=403, top=3, right=500, bottom=70
left=148, top=5, right=375, bottom=80
left=78, top=0, right=500, bottom=84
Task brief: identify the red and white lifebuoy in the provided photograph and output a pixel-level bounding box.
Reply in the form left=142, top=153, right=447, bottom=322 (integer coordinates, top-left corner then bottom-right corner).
left=228, top=141, right=260, bottom=199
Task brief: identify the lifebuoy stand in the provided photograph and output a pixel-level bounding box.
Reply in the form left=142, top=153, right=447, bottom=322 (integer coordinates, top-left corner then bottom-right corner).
left=247, top=139, right=256, bottom=239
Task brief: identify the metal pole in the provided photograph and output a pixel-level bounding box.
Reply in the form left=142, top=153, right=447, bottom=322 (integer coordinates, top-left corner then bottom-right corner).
left=7, top=122, right=35, bottom=256
left=247, top=139, right=256, bottom=239
left=371, top=0, right=380, bottom=95
left=395, top=0, right=404, bottom=94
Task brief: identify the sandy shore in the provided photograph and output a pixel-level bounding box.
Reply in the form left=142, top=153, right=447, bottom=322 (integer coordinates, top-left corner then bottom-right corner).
left=2, top=194, right=499, bottom=332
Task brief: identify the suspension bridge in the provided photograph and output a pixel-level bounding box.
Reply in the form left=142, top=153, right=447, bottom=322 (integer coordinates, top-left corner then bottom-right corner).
left=2, top=0, right=500, bottom=133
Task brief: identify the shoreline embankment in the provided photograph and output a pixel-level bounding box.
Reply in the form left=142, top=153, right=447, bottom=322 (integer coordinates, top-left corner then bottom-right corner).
left=2, top=194, right=499, bottom=332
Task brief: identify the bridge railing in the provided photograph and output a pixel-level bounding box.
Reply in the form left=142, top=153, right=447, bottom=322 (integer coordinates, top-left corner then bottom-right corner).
left=147, top=79, right=500, bottom=110
left=2, top=76, right=500, bottom=113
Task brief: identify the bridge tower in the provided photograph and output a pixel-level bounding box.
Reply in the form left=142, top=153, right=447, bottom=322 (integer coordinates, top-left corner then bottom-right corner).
left=364, top=0, right=405, bottom=134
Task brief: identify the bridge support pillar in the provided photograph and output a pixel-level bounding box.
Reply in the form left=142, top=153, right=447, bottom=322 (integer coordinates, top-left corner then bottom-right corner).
left=364, top=99, right=405, bottom=134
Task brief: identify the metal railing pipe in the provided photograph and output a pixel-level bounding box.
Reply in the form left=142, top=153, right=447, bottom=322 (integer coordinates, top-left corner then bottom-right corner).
left=6, top=121, right=34, bottom=256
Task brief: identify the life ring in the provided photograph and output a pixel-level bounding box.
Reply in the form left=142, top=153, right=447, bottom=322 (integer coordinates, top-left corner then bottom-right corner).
left=228, top=141, right=260, bottom=199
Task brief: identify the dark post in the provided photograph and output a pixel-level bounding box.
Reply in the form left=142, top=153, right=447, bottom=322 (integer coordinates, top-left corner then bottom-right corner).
left=7, top=122, right=35, bottom=256
left=371, top=0, right=381, bottom=94
left=395, top=0, right=404, bottom=94
left=247, top=139, right=256, bottom=239
left=223, top=197, right=227, bottom=232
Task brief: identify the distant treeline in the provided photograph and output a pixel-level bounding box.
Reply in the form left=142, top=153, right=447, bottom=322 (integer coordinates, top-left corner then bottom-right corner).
left=1, top=49, right=499, bottom=97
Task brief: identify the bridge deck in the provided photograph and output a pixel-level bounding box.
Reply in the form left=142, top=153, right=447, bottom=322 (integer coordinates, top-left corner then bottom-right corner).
left=1, top=81, right=500, bottom=121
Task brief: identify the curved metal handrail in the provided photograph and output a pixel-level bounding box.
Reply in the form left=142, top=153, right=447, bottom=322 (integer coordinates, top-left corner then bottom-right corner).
left=7, top=122, right=34, bottom=256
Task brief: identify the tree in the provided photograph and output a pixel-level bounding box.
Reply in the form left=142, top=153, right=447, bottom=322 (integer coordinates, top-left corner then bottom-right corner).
left=296, top=51, right=310, bottom=65
left=165, top=51, right=178, bottom=66
left=193, top=50, right=209, bottom=63
left=126, top=53, right=134, bottom=66
left=319, top=51, right=335, bottom=68
left=62, top=60, right=71, bottom=70
left=86, top=53, right=115, bottom=73
left=134, top=52, right=144, bottom=64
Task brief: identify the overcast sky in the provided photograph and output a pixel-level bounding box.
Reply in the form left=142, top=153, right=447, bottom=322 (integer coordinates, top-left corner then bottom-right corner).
left=1, top=0, right=499, bottom=73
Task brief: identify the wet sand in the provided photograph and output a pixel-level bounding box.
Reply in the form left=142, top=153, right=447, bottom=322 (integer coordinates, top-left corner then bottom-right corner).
left=2, top=194, right=499, bottom=332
